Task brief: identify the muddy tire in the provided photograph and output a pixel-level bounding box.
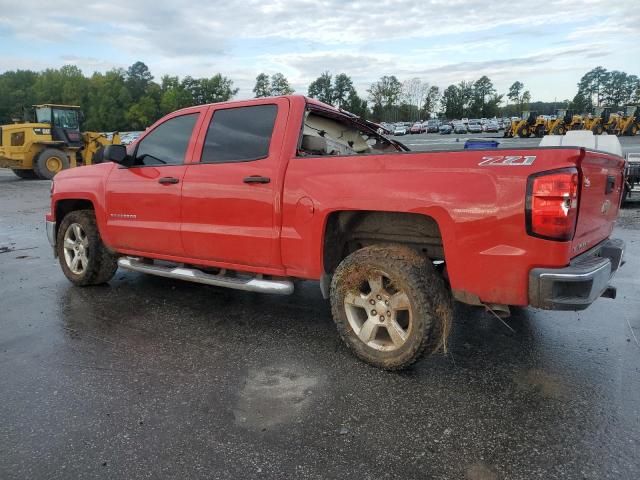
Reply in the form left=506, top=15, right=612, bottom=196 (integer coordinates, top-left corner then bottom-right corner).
left=56, top=209, right=118, bottom=286
left=34, top=148, right=70, bottom=179
left=330, top=245, right=453, bottom=370
left=11, top=169, right=38, bottom=179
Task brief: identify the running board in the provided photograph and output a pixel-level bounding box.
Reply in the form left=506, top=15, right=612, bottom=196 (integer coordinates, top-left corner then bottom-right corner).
left=117, top=257, right=294, bottom=295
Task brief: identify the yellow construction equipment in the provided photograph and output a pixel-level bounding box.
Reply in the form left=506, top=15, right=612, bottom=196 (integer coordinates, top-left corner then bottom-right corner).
left=585, top=107, right=611, bottom=135
left=614, top=105, right=639, bottom=136
left=0, top=104, right=120, bottom=179
left=546, top=109, right=574, bottom=135
left=504, top=111, right=547, bottom=138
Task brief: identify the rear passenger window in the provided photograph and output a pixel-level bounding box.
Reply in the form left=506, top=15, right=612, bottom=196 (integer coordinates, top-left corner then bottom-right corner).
left=134, top=113, right=198, bottom=166
left=202, top=105, right=277, bottom=163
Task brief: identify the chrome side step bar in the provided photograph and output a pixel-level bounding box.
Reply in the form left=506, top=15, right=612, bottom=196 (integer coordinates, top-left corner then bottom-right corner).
left=117, top=257, right=294, bottom=295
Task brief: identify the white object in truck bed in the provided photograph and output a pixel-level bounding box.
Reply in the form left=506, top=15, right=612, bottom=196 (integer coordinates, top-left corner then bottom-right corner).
left=539, top=130, right=623, bottom=158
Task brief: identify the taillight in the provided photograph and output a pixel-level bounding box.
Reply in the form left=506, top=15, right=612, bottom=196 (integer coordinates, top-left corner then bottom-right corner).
left=526, top=168, right=579, bottom=241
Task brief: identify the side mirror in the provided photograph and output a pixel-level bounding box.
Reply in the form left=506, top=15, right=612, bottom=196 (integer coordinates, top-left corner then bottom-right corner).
left=103, top=144, right=128, bottom=164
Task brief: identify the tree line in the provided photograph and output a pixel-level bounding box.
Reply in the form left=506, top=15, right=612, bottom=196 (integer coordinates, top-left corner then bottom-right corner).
left=0, top=62, right=238, bottom=130
left=1, top=61, right=638, bottom=130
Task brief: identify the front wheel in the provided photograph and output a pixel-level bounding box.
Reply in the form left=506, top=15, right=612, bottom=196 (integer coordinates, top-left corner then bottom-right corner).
left=34, top=148, right=70, bottom=179
left=56, top=209, right=118, bottom=286
left=330, top=245, right=453, bottom=370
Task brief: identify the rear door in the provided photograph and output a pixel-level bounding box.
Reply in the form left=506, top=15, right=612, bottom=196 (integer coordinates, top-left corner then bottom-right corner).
left=180, top=98, right=289, bottom=268
left=105, top=109, right=202, bottom=256
left=572, top=150, right=625, bottom=256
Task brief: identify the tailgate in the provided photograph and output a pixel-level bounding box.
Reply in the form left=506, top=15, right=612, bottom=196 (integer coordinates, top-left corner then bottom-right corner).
left=572, top=150, right=625, bottom=257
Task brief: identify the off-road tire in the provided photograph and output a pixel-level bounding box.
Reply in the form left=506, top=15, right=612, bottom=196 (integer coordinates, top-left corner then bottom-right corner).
left=34, top=148, right=70, bottom=179
left=593, top=125, right=603, bottom=135
left=56, top=209, right=118, bottom=286
left=518, top=126, right=531, bottom=138
left=330, top=245, right=453, bottom=370
left=11, top=169, right=38, bottom=179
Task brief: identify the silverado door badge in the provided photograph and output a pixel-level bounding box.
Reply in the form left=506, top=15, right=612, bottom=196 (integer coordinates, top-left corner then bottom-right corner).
left=478, top=155, right=536, bottom=166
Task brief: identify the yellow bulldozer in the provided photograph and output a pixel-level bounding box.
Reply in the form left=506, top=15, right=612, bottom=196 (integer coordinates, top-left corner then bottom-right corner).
left=504, top=111, right=547, bottom=138
left=613, top=105, right=640, bottom=136
left=584, top=107, right=611, bottom=135
left=546, top=109, right=574, bottom=135
left=0, top=104, right=120, bottom=179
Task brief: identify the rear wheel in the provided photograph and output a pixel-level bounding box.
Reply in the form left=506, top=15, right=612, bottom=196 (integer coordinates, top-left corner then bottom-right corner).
left=535, top=126, right=545, bottom=138
left=56, top=209, right=118, bottom=286
left=593, top=124, right=603, bottom=135
left=557, top=125, right=566, bottom=135
left=11, top=169, right=38, bottom=179
left=33, top=148, right=70, bottom=179
left=632, top=125, right=638, bottom=136
left=330, top=245, right=452, bottom=370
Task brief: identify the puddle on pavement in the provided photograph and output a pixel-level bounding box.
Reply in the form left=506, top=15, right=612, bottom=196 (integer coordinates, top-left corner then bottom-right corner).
left=465, top=462, right=498, bottom=480
left=233, top=366, right=318, bottom=431
left=512, top=368, right=568, bottom=399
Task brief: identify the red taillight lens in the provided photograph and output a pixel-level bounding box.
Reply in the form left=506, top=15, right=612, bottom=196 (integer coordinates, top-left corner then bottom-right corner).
left=526, top=168, right=579, bottom=241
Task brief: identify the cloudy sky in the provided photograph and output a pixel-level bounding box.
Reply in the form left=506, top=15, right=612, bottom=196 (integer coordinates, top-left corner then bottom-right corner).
left=0, top=0, right=638, bottom=102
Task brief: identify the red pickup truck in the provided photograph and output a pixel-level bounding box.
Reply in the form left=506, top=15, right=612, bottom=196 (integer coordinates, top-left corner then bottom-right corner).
left=46, top=95, right=625, bottom=370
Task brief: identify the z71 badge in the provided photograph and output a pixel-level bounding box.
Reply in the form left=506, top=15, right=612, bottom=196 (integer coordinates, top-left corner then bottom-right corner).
left=478, top=155, right=536, bottom=166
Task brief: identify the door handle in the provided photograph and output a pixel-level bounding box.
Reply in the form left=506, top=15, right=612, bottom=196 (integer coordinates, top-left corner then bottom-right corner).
left=158, top=177, right=179, bottom=185
left=243, top=175, right=271, bottom=184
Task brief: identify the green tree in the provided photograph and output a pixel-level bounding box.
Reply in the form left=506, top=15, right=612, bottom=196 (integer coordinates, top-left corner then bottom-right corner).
left=253, top=73, right=271, bottom=97
left=270, top=73, right=294, bottom=96
left=332, top=73, right=355, bottom=108
left=368, top=75, right=402, bottom=108
left=441, top=84, right=463, bottom=119
left=422, top=86, right=441, bottom=118
left=84, top=69, right=132, bottom=131
left=308, top=72, right=333, bottom=104
left=125, top=61, right=153, bottom=102
left=577, top=66, right=609, bottom=108
left=0, top=69, right=38, bottom=123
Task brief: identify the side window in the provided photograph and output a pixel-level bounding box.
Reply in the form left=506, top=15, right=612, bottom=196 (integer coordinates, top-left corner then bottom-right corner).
left=134, top=113, right=198, bottom=166
left=202, top=105, right=277, bottom=163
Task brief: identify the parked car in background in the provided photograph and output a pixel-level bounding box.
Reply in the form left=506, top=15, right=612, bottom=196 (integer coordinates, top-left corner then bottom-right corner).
left=426, top=120, right=439, bottom=133
left=453, top=122, right=467, bottom=134
left=485, top=121, right=499, bottom=133
left=410, top=122, right=425, bottom=134
left=439, top=124, right=453, bottom=134
left=467, top=121, right=482, bottom=134
left=393, top=124, right=409, bottom=136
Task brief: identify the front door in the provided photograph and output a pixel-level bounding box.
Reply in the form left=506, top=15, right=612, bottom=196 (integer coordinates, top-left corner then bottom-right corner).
left=180, top=99, right=288, bottom=269
left=105, top=110, right=201, bottom=256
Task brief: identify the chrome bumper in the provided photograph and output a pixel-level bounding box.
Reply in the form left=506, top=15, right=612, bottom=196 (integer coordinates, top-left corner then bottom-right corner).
left=46, top=220, right=57, bottom=256
left=529, top=238, right=624, bottom=310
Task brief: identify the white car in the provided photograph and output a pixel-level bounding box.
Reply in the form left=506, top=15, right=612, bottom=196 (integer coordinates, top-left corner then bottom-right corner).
left=393, top=125, right=408, bottom=136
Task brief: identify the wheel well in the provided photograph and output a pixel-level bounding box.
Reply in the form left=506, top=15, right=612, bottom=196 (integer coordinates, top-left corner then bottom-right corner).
left=56, top=199, right=94, bottom=224
left=322, top=211, right=444, bottom=274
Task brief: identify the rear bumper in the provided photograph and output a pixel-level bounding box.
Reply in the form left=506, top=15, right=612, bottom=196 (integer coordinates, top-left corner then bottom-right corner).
left=529, top=238, right=624, bottom=310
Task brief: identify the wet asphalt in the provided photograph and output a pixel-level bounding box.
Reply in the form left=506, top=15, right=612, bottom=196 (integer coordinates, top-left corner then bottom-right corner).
left=1, top=136, right=640, bottom=479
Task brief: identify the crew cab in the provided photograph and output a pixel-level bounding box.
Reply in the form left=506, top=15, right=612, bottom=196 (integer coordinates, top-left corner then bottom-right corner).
left=46, top=95, right=626, bottom=370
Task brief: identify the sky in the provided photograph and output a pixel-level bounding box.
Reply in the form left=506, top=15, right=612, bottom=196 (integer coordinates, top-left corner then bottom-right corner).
left=0, top=0, right=638, bottom=103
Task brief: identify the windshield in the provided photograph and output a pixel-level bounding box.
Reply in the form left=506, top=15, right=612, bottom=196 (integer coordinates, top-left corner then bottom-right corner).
left=52, top=109, right=79, bottom=129
left=35, top=107, right=52, bottom=124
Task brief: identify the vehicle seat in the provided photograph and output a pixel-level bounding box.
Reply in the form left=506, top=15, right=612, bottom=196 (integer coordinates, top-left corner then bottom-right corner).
left=301, top=135, right=327, bottom=155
